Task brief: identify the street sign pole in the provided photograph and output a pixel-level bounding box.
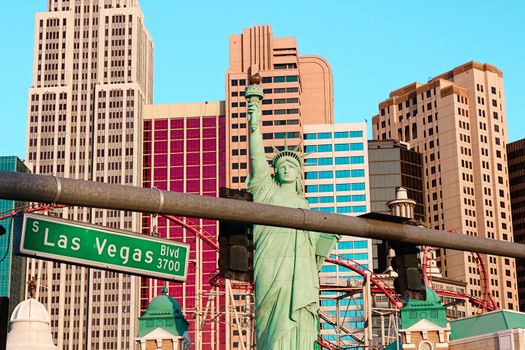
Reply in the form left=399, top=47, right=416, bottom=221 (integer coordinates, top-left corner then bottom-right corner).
left=14, top=213, right=189, bottom=282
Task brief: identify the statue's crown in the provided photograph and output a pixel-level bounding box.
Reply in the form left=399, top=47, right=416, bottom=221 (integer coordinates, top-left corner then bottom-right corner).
left=269, top=142, right=309, bottom=169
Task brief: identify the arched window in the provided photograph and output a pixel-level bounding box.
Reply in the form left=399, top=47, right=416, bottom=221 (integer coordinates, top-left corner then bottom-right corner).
left=419, top=341, right=433, bottom=350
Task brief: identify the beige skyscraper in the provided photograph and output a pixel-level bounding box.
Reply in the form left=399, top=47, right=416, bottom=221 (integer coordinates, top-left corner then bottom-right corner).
left=25, top=0, right=153, bottom=348
left=372, top=61, right=518, bottom=312
left=225, top=25, right=333, bottom=191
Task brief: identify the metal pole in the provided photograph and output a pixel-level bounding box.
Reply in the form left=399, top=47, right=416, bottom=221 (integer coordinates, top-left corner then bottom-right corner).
left=1, top=171, right=525, bottom=259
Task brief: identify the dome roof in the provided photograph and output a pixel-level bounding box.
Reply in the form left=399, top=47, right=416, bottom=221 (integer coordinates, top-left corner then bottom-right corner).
left=138, top=286, right=189, bottom=338
left=145, top=286, right=183, bottom=316
left=7, top=298, right=57, bottom=350
left=10, top=298, right=50, bottom=324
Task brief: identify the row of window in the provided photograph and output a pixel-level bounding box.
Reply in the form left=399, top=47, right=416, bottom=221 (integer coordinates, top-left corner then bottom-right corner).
left=305, top=169, right=365, bottom=179
left=262, top=132, right=300, bottom=140
left=307, top=194, right=366, bottom=204
left=305, top=143, right=364, bottom=153
left=230, top=87, right=301, bottom=97
left=305, top=131, right=363, bottom=139
left=230, top=75, right=299, bottom=86
left=262, top=98, right=299, bottom=105
left=339, top=240, right=368, bottom=249
left=312, top=206, right=367, bottom=213
left=305, top=156, right=364, bottom=166
left=306, top=183, right=366, bottom=192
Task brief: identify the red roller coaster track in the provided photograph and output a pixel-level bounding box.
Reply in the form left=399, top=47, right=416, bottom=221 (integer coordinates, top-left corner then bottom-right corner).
left=422, top=229, right=498, bottom=313
left=0, top=206, right=497, bottom=315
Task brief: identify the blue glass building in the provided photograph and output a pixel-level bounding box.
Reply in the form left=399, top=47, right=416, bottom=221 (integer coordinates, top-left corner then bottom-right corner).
left=303, top=123, right=371, bottom=348
left=0, top=156, right=29, bottom=318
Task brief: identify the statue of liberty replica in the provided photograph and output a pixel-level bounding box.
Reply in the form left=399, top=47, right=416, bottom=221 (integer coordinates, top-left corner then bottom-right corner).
left=245, top=74, right=339, bottom=349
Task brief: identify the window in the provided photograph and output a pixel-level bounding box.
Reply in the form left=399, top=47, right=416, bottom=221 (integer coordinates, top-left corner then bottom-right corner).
left=317, top=132, right=332, bottom=139
left=351, top=169, right=365, bottom=177
left=318, top=144, right=332, bottom=152
left=352, top=195, right=366, bottom=202
left=262, top=77, right=272, bottom=83
left=319, top=196, right=334, bottom=203
left=335, top=144, right=349, bottom=152
left=335, top=157, right=350, bottom=165
left=305, top=145, right=317, bottom=153
left=350, top=143, right=364, bottom=151
left=305, top=172, right=318, bottom=179
left=354, top=240, right=367, bottom=249
left=274, top=76, right=285, bottom=83
left=304, top=158, right=316, bottom=166
left=305, top=185, right=318, bottom=193
left=352, top=183, right=365, bottom=191
left=319, top=171, right=333, bottom=179
left=337, top=195, right=351, bottom=202
left=351, top=156, right=364, bottom=164
left=336, top=184, right=350, bottom=191
left=350, top=130, right=363, bottom=138
left=335, top=170, right=351, bottom=178
left=286, top=75, right=298, bottom=82
left=318, top=157, right=333, bottom=165
left=334, top=131, right=349, bottom=138
left=319, top=184, right=334, bottom=192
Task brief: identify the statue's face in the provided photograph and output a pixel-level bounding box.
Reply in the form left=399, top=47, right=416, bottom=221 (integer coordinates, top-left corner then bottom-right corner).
left=275, top=159, right=299, bottom=184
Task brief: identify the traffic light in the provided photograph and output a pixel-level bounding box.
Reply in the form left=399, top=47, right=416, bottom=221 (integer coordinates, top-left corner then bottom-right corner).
left=218, top=188, right=254, bottom=283
left=391, top=242, right=426, bottom=301
left=359, top=212, right=426, bottom=301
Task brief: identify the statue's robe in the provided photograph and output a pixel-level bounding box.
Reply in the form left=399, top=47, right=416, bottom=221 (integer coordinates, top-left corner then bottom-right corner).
left=248, top=172, right=320, bottom=350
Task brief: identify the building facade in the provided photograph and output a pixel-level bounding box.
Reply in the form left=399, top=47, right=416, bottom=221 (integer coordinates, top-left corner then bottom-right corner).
left=368, top=140, right=425, bottom=222
left=25, top=0, right=153, bottom=348
left=0, top=156, right=29, bottom=334
left=303, top=122, right=372, bottom=347
left=225, top=24, right=333, bottom=191
left=142, top=102, right=226, bottom=349
left=508, top=138, right=525, bottom=311
left=372, top=61, right=518, bottom=312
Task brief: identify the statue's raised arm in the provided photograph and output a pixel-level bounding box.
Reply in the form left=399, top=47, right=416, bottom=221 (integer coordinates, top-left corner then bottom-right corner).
left=245, top=74, right=271, bottom=183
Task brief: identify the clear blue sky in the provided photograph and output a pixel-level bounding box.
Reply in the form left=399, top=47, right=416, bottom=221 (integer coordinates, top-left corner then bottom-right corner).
left=1, top=1, right=524, bottom=159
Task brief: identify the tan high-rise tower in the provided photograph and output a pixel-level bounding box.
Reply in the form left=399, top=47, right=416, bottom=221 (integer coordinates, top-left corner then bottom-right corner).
left=225, top=25, right=333, bottom=190
left=372, top=61, right=518, bottom=312
left=25, top=0, right=153, bottom=348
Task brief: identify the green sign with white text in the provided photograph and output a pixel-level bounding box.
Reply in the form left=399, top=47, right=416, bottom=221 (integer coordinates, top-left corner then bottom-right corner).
left=15, top=213, right=189, bottom=281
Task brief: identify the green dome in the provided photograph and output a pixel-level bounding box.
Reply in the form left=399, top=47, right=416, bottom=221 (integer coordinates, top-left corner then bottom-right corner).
left=138, top=287, right=189, bottom=338
left=145, top=288, right=183, bottom=316
left=401, top=287, right=447, bottom=329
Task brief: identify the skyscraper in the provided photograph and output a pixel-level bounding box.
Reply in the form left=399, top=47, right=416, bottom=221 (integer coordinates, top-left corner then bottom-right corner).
left=142, top=101, right=227, bottom=349
left=25, top=0, right=153, bottom=348
left=372, top=61, right=518, bottom=312
left=507, top=138, right=525, bottom=311
left=225, top=24, right=333, bottom=191
left=0, top=156, right=29, bottom=345
left=302, top=122, right=372, bottom=347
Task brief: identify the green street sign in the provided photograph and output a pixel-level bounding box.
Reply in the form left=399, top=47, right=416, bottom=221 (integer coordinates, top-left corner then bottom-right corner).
left=14, top=213, right=189, bottom=281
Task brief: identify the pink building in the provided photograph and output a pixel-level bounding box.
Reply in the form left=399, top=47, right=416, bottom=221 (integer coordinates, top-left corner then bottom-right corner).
left=142, top=102, right=227, bottom=349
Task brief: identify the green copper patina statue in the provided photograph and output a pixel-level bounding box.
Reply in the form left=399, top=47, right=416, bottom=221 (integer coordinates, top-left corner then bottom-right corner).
left=245, top=74, right=339, bottom=349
